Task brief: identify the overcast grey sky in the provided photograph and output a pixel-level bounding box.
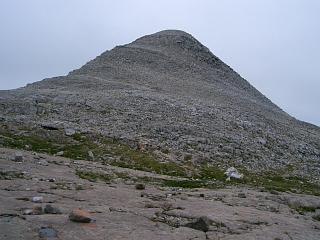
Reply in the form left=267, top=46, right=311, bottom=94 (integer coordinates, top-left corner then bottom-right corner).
left=0, top=0, right=319, bottom=126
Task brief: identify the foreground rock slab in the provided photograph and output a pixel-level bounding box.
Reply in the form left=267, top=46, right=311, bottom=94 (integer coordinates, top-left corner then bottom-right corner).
left=0, top=148, right=320, bottom=240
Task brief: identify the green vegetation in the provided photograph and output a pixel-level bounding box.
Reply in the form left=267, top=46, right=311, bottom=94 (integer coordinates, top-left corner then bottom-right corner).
left=291, top=206, right=317, bottom=214
left=313, top=215, right=320, bottom=221
left=197, top=165, right=226, bottom=181
left=0, top=171, right=24, bottom=180
left=241, top=172, right=320, bottom=196
left=1, top=123, right=320, bottom=194
left=1, top=133, right=61, bottom=154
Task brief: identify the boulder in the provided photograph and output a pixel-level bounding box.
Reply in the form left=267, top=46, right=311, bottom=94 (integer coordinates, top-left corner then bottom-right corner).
left=38, top=227, right=58, bottom=238
left=69, top=208, right=92, bottom=223
left=184, top=216, right=211, bottom=232
left=225, top=167, right=243, bottom=180
left=14, top=152, right=23, bottom=162
left=55, top=151, right=64, bottom=156
left=64, top=128, right=76, bottom=136
left=44, top=204, right=62, bottom=214
left=87, top=151, right=94, bottom=161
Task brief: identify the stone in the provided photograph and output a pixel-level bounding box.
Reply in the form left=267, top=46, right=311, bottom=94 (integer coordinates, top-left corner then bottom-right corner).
left=38, top=159, right=49, bottom=166
left=64, top=128, right=76, bottom=136
left=238, top=193, right=246, bottom=198
left=44, top=204, right=62, bottom=214
left=257, top=138, right=267, bottom=145
left=32, top=206, right=43, bottom=215
left=32, top=196, right=43, bottom=203
left=22, top=209, right=34, bottom=215
left=55, top=151, right=64, bottom=156
left=23, top=206, right=43, bottom=215
left=48, top=178, right=56, bottom=182
left=38, top=227, right=57, bottom=238
left=225, top=167, right=243, bottom=180
left=24, top=145, right=31, bottom=150
left=69, top=208, right=92, bottom=223
left=135, top=183, right=145, bottom=190
left=184, top=216, right=211, bottom=232
left=87, top=151, right=94, bottom=161
left=14, top=151, right=23, bottom=162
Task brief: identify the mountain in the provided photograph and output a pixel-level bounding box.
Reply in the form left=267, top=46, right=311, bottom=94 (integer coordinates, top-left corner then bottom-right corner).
left=0, top=30, right=319, bottom=180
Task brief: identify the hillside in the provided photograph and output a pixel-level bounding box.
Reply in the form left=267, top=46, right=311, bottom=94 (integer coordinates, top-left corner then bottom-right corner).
left=1, top=29, right=320, bottom=240
left=1, top=30, right=319, bottom=179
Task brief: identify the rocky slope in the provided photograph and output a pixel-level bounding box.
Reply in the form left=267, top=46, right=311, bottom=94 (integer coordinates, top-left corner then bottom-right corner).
left=1, top=30, right=319, bottom=180
left=1, top=30, right=320, bottom=239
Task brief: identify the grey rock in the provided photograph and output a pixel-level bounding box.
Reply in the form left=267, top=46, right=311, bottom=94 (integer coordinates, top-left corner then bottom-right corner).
left=55, top=151, right=64, bottom=156
left=14, top=152, right=23, bottom=162
left=64, top=128, right=76, bottom=136
left=87, top=151, right=94, bottom=161
left=38, top=159, right=49, bottom=166
left=44, top=204, right=62, bottom=214
left=225, top=167, right=243, bottom=180
left=184, top=216, right=211, bottom=232
left=238, top=193, right=246, bottom=198
left=38, top=227, right=57, bottom=238
left=22, top=209, right=33, bottom=215
left=32, top=196, right=43, bottom=203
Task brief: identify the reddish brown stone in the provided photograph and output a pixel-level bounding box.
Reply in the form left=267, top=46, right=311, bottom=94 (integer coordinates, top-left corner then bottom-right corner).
left=69, top=208, right=92, bottom=223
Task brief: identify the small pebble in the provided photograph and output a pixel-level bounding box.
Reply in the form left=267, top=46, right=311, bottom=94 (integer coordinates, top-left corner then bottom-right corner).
left=32, top=196, right=43, bottom=203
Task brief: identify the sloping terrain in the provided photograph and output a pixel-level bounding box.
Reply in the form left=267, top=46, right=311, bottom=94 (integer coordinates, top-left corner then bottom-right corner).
left=0, top=30, right=320, bottom=239
left=0, top=30, right=319, bottom=180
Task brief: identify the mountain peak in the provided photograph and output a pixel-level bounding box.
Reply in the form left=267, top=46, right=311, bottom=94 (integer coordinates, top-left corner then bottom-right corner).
left=1, top=30, right=319, bottom=185
left=129, top=29, right=207, bottom=51
left=141, top=29, right=194, bottom=38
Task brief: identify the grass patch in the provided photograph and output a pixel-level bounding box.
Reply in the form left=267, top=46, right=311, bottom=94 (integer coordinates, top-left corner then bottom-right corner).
left=76, top=170, right=113, bottom=182
left=313, top=215, right=320, bottom=221
left=292, top=206, right=317, bottom=214
left=109, top=143, right=187, bottom=177
left=254, top=175, right=320, bottom=195
left=197, top=165, right=226, bottom=181
left=1, top=134, right=61, bottom=154
left=0, top=171, right=24, bottom=180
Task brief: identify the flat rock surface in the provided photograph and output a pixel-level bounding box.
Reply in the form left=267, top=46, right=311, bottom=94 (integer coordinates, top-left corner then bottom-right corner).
left=1, top=147, right=320, bottom=240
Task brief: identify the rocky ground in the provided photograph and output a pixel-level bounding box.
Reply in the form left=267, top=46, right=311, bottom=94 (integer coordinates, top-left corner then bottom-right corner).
left=1, top=147, right=320, bottom=240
